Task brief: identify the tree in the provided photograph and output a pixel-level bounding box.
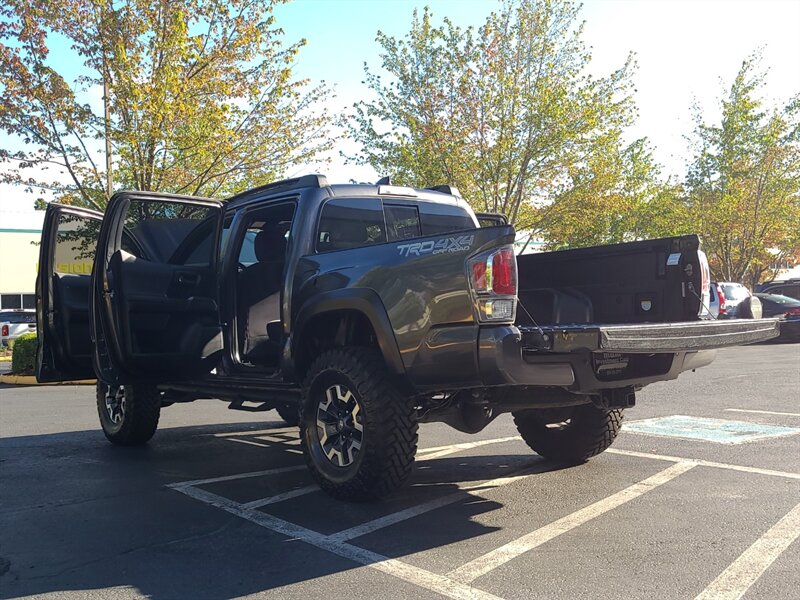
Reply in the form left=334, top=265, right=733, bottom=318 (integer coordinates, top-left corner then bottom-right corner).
left=347, top=0, right=639, bottom=231
left=686, top=55, right=800, bottom=286
left=538, top=136, right=689, bottom=248
left=0, top=0, right=331, bottom=210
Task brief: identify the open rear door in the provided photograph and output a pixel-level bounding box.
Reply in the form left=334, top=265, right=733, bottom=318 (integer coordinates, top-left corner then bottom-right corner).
left=91, top=192, right=224, bottom=384
left=36, top=204, right=103, bottom=382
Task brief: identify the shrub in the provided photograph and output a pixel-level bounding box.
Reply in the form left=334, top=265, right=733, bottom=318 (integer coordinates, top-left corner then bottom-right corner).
left=11, top=333, right=37, bottom=375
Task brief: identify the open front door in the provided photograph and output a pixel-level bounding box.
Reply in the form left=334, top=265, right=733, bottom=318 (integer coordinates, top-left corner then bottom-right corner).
left=91, top=192, right=224, bottom=384
left=36, top=204, right=104, bottom=382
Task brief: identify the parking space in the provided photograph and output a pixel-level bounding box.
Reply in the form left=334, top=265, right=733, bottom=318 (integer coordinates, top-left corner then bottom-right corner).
left=1, top=343, right=799, bottom=599
left=164, top=425, right=799, bottom=600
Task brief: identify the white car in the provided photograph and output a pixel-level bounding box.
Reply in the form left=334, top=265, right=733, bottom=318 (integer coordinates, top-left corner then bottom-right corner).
left=0, top=310, right=37, bottom=347
left=718, top=282, right=751, bottom=316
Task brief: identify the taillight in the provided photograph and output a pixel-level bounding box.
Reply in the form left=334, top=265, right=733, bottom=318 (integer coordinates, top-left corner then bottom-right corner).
left=785, top=308, right=800, bottom=317
left=1, top=325, right=8, bottom=337
left=468, top=245, right=518, bottom=322
left=716, top=284, right=726, bottom=314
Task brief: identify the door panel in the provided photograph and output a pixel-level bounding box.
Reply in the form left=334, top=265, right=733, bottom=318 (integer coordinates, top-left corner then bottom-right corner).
left=92, top=192, right=223, bottom=384
left=36, top=204, right=103, bottom=382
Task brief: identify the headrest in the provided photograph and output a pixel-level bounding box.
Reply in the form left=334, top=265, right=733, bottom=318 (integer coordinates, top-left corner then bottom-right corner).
left=254, top=228, right=287, bottom=262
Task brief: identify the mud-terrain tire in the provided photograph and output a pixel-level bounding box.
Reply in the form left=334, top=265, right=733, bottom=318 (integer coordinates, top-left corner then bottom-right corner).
left=300, top=347, right=418, bottom=501
left=96, top=381, right=161, bottom=446
left=513, top=404, right=623, bottom=463
left=276, top=403, right=299, bottom=426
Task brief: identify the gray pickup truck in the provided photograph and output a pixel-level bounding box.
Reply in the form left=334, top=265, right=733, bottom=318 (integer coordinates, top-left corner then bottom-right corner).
left=36, top=175, right=778, bottom=500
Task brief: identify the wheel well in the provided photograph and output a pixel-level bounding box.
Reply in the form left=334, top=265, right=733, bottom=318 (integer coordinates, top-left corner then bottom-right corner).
left=296, top=310, right=380, bottom=378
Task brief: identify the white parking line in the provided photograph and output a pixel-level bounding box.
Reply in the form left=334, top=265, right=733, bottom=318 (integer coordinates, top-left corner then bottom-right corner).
left=173, top=483, right=504, bottom=600
left=417, top=437, right=522, bottom=459
left=241, top=485, right=319, bottom=510
left=169, top=464, right=306, bottom=488
left=695, top=501, right=800, bottom=600
left=448, top=461, right=696, bottom=583
left=725, top=408, right=800, bottom=418
left=188, top=435, right=524, bottom=511
left=328, top=472, right=532, bottom=543
left=226, top=437, right=271, bottom=448
left=214, top=426, right=298, bottom=437
left=607, top=448, right=800, bottom=481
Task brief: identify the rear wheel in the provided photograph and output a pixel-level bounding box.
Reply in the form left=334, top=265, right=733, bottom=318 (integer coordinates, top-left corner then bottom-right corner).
left=96, top=381, right=161, bottom=445
left=300, top=347, right=418, bottom=501
left=513, top=404, right=623, bottom=463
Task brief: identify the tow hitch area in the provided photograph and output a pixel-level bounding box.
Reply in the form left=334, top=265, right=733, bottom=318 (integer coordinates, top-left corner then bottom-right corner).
left=596, top=386, right=636, bottom=410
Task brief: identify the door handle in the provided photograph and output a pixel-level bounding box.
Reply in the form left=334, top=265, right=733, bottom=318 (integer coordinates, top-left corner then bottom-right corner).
left=177, top=273, right=200, bottom=285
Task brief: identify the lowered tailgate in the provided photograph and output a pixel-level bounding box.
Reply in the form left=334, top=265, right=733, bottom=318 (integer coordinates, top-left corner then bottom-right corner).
left=520, top=318, right=780, bottom=353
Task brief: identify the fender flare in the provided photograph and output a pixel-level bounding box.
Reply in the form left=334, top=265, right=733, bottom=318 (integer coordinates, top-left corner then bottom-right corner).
left=287, top=288, right=405, bottom=379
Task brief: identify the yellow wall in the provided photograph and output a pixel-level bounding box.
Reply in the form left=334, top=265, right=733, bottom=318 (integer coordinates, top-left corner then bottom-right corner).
left=0, top=231, right=41, bottom=294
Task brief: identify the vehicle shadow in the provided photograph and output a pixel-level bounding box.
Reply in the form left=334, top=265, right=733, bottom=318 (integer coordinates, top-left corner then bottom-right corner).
left=0, top=420, right=570, bottom=599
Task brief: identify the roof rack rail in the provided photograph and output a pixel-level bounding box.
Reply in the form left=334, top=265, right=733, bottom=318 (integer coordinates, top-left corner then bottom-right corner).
left=228, top=174, right=328, bottom=201
left=426, top=184, right=461, bottom=197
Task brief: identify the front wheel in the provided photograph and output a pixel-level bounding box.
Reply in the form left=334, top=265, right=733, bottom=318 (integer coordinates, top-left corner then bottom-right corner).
left=513, top=404, right=623, bottom=463
left=300, top=347, right=418, bottom=501
left=96, top=381, right=161, bottom=446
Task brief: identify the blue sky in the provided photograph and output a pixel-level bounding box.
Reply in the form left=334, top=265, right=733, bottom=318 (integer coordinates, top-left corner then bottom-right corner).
left=2, top=0, right=799, bottom=208
left=272, top=0, right=800, bottom=183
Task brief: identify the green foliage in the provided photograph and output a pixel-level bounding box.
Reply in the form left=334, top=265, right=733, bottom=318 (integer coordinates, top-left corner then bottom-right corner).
left=539, top=137, right=690, bottom=249
left=347, top=0, right=642, bottom=234
left=11, top=332, right=37, bottom=374
left=686, top=55, right=800, bottom=285
left=0, top=0, right=332, bottom=209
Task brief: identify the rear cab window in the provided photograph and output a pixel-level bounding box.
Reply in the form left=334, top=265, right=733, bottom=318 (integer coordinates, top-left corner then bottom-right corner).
left=419, top=203, right=477, bottom=235
left=317, top=198, right=386, bottom=252
left=316, top=196, right=478, bottom=253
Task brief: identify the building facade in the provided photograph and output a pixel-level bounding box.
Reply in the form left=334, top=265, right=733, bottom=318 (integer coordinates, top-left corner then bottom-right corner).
left=0, top=208, right=44, bottom=310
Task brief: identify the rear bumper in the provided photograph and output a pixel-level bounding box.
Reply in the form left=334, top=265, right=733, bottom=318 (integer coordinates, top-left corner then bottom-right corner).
left=478, top=318, right=780, bottom=391
left=521, top=318, right=781, bottom=353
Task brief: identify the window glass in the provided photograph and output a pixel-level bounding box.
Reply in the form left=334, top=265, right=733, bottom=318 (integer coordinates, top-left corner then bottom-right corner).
left=22, top=295, right=35, bottom=309
left=419, top=203, right=477, bottom=235
left=385, top=204, right=421, bottom=241
left=238, top=230, right=259, bottom=266
left=0, top=311, right=36, bottom=323
left=1, top=295, right=21, bottom=309
left=123, top=200, right=217, bottom=265
left=317, top=198, right=386, bottom=252
left=54, top=214, right=100, bottom=275
left=770, top=284, right=800, bottom=300
left=759, top=294, right=800, bottom=307
left=236, top=203, right=295, bottom=266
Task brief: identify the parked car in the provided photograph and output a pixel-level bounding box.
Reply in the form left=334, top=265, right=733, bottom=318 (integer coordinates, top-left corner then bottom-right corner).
left=707, top=282, right=727, bottom=319
left=718, top=282, right=752, bottom=316
left=754, top=293, right=800, bottom=342
left=0, top=309, right=36, bottom=347
left=34, top=177, right=779, bottom=500
left=756, top=278, right=800, bottom=301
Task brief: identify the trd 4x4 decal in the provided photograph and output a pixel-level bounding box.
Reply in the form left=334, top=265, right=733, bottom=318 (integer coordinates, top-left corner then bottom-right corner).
left=397, top=235, right=474, bottom=257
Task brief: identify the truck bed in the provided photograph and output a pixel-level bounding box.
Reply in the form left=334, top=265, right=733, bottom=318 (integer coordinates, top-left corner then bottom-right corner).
left=516, top=234, right=708, bottom=326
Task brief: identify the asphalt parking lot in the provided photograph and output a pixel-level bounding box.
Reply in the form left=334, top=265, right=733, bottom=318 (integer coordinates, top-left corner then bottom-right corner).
left=1, top=343, right=799, bottom=600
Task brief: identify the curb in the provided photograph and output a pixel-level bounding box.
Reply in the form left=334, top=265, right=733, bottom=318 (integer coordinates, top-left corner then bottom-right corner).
left=0, top=374, right=95, bottom=386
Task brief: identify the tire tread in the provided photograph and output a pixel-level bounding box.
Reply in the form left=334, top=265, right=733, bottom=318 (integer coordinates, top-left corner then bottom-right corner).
left=300, top=347, right=418, bottom=500
left=513, top=404, right=623, bottom=463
